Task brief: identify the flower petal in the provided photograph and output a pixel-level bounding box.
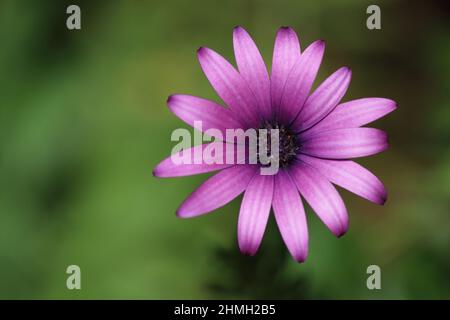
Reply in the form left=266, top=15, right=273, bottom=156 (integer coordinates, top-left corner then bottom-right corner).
left=271, top=27, right=301, bottom=116
left=301, top=128, right=388, bottom=159
left=238, top=174, right=274, bottom=255
left=303, top=98, right=397, bottom=139
left=177, top=165, right=258, bottom=218
left=167, top=94, right=243, bottom=140
left=233, top=26, right=271, bottom=120
left=272, top=169, right=309, bottom=262
left=153, top=142, right=236, bottom=178
left=197, top=47, right=260, bottom=127
left=298, top=154, right=387, bottom=204
left=278, top=40, right=325, bottom=124
left=292, top=67, right=352, bottom=132
left=289, top=162, right=348, bottom=237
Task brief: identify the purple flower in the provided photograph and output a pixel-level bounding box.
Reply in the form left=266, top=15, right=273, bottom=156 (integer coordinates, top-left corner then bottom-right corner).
left=154, top=26, right=396, bottom=262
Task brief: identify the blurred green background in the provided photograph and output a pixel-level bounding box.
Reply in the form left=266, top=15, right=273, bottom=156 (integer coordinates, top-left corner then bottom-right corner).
left=0, top=0, right=449, bottom=299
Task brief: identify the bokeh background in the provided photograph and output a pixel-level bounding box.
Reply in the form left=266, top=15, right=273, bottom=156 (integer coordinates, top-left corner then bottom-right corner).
left=0, top=0, right=449, bottom=299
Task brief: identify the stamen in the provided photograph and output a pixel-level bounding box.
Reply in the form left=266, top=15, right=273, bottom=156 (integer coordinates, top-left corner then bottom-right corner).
left=258, top=121, right=299, bottom=168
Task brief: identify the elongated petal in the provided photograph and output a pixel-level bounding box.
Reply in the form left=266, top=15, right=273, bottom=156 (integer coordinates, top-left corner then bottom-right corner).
left=238, top=174, right=274, bottom=255
left=167, top=94, right=243, bottom=140
left=233, top=26, right=271, bottom=120
left=301, top=128, right=388, bottom=159
left=153, top=142, right=236, bottom=178
left=197, top=47, right=260, bottom=127
left=292, top=67, right=352, bottom=132
left=177, top=165, right=258, bottom=218
left=303, top=98, right=397, bottom=138
left=289, top=162, right=348, bottom=237
left=298, top=154, right=387, bottom=204
left=271, top=27, right=301, bottom=115
left=278, top=40, right=325, bottom=123
left=272, top=170, right=308, bottom=262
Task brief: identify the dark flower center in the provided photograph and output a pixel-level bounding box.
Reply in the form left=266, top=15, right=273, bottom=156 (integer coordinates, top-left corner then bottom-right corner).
left=257, top=121, right=299, bottom=168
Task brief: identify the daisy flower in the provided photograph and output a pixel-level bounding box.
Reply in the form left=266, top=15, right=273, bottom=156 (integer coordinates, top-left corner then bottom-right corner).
left=153, top=26, right=396, bottom=262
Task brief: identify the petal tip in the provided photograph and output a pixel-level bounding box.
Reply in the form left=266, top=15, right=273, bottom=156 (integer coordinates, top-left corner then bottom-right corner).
left=232, top=26, right=249, bottom=41
left=310, top=39, right=326, bottom=52
left=197, top=47, right=207, bottom=56
left=294, top=255, right=307, bottom=263
left=291, top=250, right=308, bottom=263
left=175, top=207, right=190, bottom=219
left=332, top=217, right=349, bottom=238
left=336, top=224, right=349, bottom=238
left=392, top=101, right=399, bottom=110
left=342, top=66, right=351, bottom=73
left=152, top=162, right=165, bottom=178
left=370, top=185, right=388, bottom=205
left=278, top=26, right=294, bottom=32
left=238, top=236, right=259, bottom=257
left=239, top=247, right=257, bottom=257
left=175, top=200, right=191, bottom=218
left=166, top=94, right=175, bottom=105
left=336, top=230, right=347, bottom=238
left=275, top=26, right=298, bottom=41
left=384, top=99, right=398, bottom=111
left=317, top=39, right=326, bottom=45
left=379, top=193, right=388, bottom=205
